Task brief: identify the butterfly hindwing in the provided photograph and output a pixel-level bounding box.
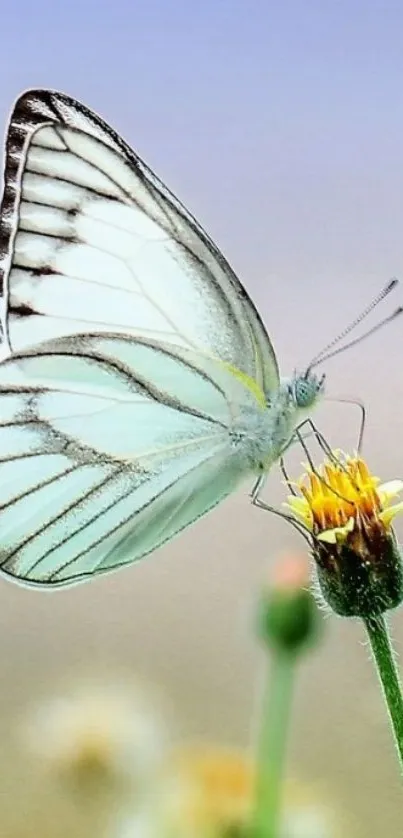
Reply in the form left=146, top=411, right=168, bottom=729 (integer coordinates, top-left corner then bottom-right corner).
left=0, top=333, right=261, bottom=586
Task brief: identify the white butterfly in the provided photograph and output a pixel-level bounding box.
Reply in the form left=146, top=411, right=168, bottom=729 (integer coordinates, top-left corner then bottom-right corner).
left=0, top=89, right=324, bottom=587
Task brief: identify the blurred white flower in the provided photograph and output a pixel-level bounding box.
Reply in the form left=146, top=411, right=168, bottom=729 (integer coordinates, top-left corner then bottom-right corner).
left=280, top=780, right=342, bottom=838
left=23, top=677, right=170, bottom=794
left=282, top=807, right=336, bottom=838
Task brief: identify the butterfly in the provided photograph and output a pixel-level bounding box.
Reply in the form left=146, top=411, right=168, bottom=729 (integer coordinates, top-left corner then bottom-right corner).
left=0, top=89, right=324, bottom=587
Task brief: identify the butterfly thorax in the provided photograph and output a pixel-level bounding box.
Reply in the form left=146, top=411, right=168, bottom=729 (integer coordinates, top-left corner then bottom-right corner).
left=230, top=369, right=325, bottom=474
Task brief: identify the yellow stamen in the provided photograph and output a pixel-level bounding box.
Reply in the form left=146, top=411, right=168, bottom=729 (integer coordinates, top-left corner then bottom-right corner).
left=286, top=452, right=403, bottom=542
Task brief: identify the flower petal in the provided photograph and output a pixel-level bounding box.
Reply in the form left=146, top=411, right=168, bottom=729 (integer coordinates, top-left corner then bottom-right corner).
left=378, top=480, right=403, bottom=504
left=317, top=518, right=354, bottom=544
left=379, top=501, right=403, bottom=527
left=284, top=497, right=313, bottom=526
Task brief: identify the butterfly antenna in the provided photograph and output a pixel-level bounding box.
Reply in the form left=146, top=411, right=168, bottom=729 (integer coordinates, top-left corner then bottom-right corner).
left=308, top=278, right=399, bottom=370
left=312, top=306, right=403, bottom=366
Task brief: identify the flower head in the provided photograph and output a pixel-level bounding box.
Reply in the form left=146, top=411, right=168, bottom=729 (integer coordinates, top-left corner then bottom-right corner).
left=23, top=678, right=169, bottom=793
left=288, top=453, right=403, bottom=543
left=119, top=745, right=344, bottom=838
left=286, top=453, right=403, bottom=617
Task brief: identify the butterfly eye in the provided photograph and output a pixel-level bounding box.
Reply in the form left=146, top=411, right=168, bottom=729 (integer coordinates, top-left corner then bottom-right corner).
left=294, top=373, right=324, bottom=408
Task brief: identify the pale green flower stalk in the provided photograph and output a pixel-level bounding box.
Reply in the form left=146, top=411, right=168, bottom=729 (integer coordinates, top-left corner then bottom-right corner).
left=253, top=554, right=322, bottom=838
left=365, top=614, right=403, bottom=769
left=287, top=452, right=403, bottom=775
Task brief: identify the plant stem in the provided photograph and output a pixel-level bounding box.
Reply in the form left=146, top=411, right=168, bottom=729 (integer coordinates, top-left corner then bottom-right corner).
left=364, top=614, right=403, bottom=772
left=252, top=651, right=296, bottom=838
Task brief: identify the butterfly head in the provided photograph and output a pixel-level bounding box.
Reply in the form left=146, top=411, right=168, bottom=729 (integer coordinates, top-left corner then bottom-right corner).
left=291, top=369, right=325, bottom=410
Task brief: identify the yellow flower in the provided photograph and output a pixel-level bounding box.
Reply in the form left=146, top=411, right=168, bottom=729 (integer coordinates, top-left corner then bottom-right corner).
left=286, top=453, right=403, bottom=617
left=287, top=453, right=403, bottom=545
left=171, top=745, right=253, bottom=835
left=120, top=745, right=343, bottom=838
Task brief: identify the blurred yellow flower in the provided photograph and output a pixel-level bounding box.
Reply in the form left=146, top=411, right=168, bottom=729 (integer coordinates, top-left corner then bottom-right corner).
left=172, top=745, right=253, bottom=835
left=120, top=745, right=344, bottom=838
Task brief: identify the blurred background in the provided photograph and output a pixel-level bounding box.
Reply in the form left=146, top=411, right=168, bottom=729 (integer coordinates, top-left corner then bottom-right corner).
left=0, top=1, right=402, bottom=835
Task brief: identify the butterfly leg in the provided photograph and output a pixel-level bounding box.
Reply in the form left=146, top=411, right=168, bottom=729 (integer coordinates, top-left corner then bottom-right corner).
left=251, top=492, right=311, bottom=543
left=280, top=457, right=296, bottom=495
left=339, top=398, right=366, bottom=453
left=295, top=408, right=366, bottom=459
left=251, top=473, right=267, bottom=502
left=324, top=397, right=366, bottom=453
left=249, top=422, right=314, bottom=507
left=294, top=418, right=334, bottom=460
left=294, top=418, right=361, bottom=484
left=250, top=471, right=311, bottom=543
left=352, top=398, right=366, bottom=453
left=294, top=419, right=359, bottom=497
left=250, top=429, right=312, bottom=507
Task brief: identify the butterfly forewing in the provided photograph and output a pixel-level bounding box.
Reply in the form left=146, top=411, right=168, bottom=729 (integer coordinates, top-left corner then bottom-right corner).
left=0, top=89, right=279, bottom=397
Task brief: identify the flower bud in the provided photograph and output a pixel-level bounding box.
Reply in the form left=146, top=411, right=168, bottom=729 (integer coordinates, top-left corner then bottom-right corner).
left=258, top=554, right=321, bottom=654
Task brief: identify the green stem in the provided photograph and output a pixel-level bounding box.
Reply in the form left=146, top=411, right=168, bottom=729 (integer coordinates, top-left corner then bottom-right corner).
left=252, top=651, right=296, bottom=838
left=364, top=614, right=403, bottom=773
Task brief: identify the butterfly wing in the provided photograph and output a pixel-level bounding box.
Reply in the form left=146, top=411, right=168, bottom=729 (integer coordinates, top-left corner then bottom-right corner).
left=0, top=333, right=262, bottom=587
left=0, top=89, right=279, bottom=398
